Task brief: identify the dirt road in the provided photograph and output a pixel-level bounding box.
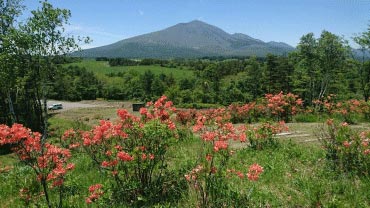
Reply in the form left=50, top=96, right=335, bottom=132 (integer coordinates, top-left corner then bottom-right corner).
left=47, top=100, right=98, bottom=111
left=47, top=100, right=134, bottom=112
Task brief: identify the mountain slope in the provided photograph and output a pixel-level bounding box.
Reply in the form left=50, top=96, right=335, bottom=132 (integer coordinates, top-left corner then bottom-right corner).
left=75, top=20, right=295, bottom=58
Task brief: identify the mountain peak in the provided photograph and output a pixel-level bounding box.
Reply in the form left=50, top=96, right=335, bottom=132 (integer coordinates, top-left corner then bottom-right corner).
left=172, top=20, right=209, bottom=27
left=171, top=20, right=223, bottom=32
left=75, top=21, right=294, bottom=58
left=188, top=20, right=207, bottom=24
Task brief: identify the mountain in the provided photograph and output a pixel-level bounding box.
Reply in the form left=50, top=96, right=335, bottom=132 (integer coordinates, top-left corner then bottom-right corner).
left=75, top=20, right=295, bottom=58
left=351, top=48, right=370, bottom=60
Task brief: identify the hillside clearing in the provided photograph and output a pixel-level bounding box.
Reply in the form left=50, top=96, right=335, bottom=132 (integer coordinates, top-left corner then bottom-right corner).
left=66, top=60, right=194, bottom=80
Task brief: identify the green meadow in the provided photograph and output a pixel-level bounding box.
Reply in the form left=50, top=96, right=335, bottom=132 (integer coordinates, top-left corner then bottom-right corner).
left=66, top=59, right=195, bottom=80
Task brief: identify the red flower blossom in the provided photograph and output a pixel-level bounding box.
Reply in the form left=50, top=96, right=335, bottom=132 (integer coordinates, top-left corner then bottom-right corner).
left=214, top=140, right=228, bottom=152
left=88, top=184, right=103, bottom=193
left=202, top=131, right=217, bottom=141
left=139, top=107, right=148, bottom=115
left=247, top=163, right=264, bottom=181
left=326, top=119, right=334, bottom=126
left=205, top=154, right=212, bottom=161
left=117, top=151, right=133, bottom=162
left=141, top=153, right=147, bottom=160
left=343, top=141, right=350, bottom=148
left=86, top=184, right=104, bottom=204
left=66, top=163, right=75, bottom=170
left=236, top=171, right=244, bottom=179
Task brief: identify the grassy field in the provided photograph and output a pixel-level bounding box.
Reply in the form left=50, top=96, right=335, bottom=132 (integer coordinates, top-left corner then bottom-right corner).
left=1, top=105, right=369, bottom=207
left=66, top=59, right=194, bottom=80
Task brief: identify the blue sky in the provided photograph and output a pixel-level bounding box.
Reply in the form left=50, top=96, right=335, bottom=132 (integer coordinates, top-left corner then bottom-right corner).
left=22, top=0, right=370, bottom=49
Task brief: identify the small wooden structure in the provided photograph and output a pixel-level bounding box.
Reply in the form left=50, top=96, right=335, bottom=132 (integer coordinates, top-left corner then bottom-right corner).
left=132, top=103, right=145, bottom=111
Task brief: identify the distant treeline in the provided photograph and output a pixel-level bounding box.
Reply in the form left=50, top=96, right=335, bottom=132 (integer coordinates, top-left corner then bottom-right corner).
left=49, top=66, right=102, bottom=101
left=97, top=57, right=171, bottom=67
left=97, top=56, right=267, bottom=67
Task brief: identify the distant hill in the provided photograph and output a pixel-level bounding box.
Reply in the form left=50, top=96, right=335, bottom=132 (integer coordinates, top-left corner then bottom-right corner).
left=74, top=20, right=296, bottom=58
left=351, top=48, right=370, bottom=60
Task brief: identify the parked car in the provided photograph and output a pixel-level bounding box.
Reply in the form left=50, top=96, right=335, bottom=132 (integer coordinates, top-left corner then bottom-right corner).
left=48, top=103, right=63, bottom=110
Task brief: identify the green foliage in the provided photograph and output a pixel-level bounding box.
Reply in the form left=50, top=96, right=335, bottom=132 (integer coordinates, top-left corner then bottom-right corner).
left=0, top=0, right=85, bottom=132
left=63, top=48, right=366, bottom=108
left=293, top=31, right=350, bottom=105
left=264, top=54, right=294, bottom=94
left=176, top=103, right=223, bottom=109
left=245, top=122, right=287, bottom=150
left=293, top=113, right=322, bottom=122
left=48, top=65, right=102, bottom=101
left=353, top=25, right=370, bottom=101
left=320, top=119, right=370, bottom=175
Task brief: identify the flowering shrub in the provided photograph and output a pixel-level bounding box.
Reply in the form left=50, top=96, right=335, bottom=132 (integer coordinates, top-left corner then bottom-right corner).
left=86, top=184, right=104, bottom=204
left=245, top=121, right=288, bottom=150
left=312, top=95, right=370, bottom=121
left=74, top=96, right=180, bottom=205
left=175, top=109, right=198, bottom=126
left=227, top=92, right=303, bottom=123
left=187, top=108, right=263, bottom=207
left=264, top=92, right=303, bottom=122
left=228, top=102, right=258, bottom=123
left=335, top=99, right=366, bottom=124
left=313, top=94, right=337, bottom=115
left=0, top=124, right=74, bottom=207
left=362, top=101, right=370, bottom=120
left=320, top=119, right=370, bottom=175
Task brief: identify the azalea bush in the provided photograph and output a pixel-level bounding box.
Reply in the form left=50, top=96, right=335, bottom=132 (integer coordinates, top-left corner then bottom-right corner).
left=187, top=108, right=264, bottom=207
left=264, top=92, right=303, bottom=122
left=64, top=96, right=183, bottom=205
left=313, top=94, right=338, bottom=115
left=312, top=95, right=370, bottom=122
left=0, top=124, right=75, bottom=208
left=245, top=121, right=288, bottom=150
left=175, top=109, right=199, bottom=138
left=228, top=102, right=258, bottom=123
left=227, top=92, right=303, bottom=123
left=335, top=99, right=366, bottom=124
left=320, top=119, right=370, bottom=175
left=175, top=109, right=198, bottom=126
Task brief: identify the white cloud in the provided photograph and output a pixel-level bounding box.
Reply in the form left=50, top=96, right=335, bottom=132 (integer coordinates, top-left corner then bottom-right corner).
left=64, top=23, right=123, bottom=39
left=63, top=23, right=126, bottom=48
left=80, top=44, right=103, bottom=50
